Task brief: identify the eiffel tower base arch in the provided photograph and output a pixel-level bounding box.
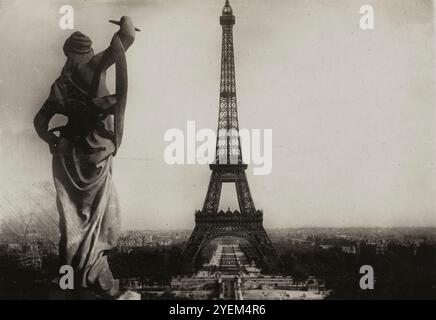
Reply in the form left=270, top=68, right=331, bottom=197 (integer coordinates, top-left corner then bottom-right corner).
left=179, top=211, right=282, bottom=275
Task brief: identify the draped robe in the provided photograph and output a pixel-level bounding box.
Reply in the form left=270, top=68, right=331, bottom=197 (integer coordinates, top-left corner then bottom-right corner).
left=40, top=35, right=128, bottom=295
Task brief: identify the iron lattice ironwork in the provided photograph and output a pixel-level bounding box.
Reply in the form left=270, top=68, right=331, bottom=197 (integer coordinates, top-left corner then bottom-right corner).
left=180, top=0, right=281, bottom=274
left=216, top=2, right=241, bottom=165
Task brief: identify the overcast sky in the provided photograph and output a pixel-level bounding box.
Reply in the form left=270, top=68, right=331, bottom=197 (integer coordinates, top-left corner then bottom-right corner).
left=0, top=0, right=435, bottom=230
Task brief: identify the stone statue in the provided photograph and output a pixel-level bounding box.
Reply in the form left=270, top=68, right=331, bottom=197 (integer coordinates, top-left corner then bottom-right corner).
left=34, top=16, right=138, bottom=298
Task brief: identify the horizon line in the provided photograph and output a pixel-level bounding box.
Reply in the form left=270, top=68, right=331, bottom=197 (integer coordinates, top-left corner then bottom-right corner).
left=120, top=226, right=436, bottom=231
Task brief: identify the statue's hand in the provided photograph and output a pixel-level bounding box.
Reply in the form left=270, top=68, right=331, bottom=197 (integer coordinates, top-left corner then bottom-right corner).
left=116, top=16, right=136, bottom=46
left=120, top=16, right=136, bottom=34
left=120, top=16, right=135, bottom=29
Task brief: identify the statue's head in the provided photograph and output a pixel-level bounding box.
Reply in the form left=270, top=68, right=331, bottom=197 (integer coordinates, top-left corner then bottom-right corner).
left=63, top=31, right=94, bottom=61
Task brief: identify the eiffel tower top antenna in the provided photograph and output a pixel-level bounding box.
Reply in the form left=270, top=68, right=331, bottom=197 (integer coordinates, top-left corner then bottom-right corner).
left=223, top=0, right=232, bottom=12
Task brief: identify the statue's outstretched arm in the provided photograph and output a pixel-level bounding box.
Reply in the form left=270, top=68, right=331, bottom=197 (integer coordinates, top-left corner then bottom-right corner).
left=89, top=16, right=136, bottom=72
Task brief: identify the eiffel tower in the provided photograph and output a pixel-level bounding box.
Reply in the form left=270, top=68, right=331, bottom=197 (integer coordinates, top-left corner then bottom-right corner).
left=180, top=0, right=281, bottom=274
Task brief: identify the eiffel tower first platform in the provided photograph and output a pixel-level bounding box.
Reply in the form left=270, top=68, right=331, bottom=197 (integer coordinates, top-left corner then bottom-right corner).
left=179, top=0, right=281, bottom=274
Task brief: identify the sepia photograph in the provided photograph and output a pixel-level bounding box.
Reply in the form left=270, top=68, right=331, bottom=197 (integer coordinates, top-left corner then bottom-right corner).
left=0, top=0, right=435, bottom=305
